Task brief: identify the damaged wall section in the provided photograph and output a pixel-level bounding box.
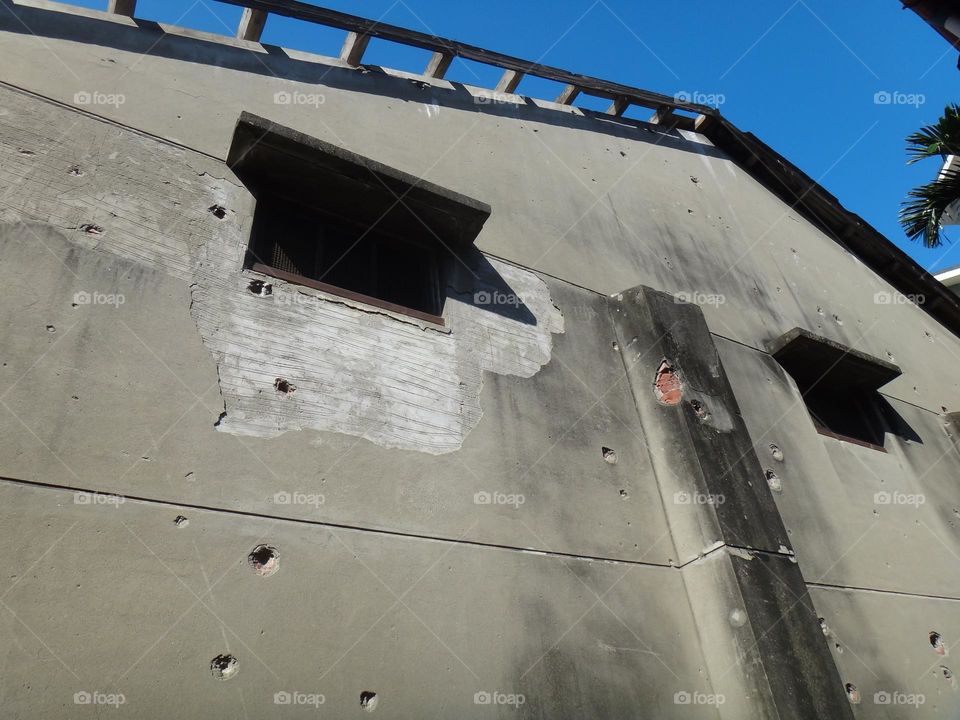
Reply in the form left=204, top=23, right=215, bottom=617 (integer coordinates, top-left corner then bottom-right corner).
left=0, top=86, right=563, bottom=454
left=192, top=253, right=563, bottom=454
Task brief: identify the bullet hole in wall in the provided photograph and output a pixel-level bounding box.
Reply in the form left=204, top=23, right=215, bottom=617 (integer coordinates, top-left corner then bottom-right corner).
left=689, top=399, right=710, bottom=421
left=601, top=447, right=617, bottom=464
left=248, top=545, right=280, bottom=577
left=248, top=279, right=272, bottom=296
left=360, top=691, right=378, bottom=711
left=208, top=204, right=227, bottom=219
left=274, top=378, right=295, bottom=395
left=765, top=469, right=782, bottom=493
left=845, top=683, right=859, bottom=704
left=210, top=654, right=238, bottom=680
left=931, top=631, right=946, bottom=655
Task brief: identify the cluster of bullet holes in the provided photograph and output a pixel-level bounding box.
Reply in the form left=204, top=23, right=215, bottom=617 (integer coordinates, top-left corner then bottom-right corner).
left=210, top=654, right=239, bottom=681
left=208, top=204, right=227, bottom=219
left=274, top=378, right=295, bottom=395
left=360, top=691, right=378, bottom=712
left=248, top=279, right=272, bottom=297
left=248, top=545, right=280, bottom=577
left=654, top=360, right=682, bottom=405
left=68, top=165, right=84, bottom=177
left=601, top=447, right=617, bottom=465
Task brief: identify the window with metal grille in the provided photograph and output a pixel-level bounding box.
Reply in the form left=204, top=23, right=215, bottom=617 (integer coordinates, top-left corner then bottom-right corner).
left=246, top=195, right=443, bottom=320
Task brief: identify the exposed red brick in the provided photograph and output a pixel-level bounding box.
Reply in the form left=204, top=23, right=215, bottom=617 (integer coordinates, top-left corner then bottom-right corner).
left=654, top=360, right=682, bottom=405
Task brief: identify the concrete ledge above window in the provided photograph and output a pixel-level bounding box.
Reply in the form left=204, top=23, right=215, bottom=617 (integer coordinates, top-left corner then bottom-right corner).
left=227, top=112, right=492, bottom=324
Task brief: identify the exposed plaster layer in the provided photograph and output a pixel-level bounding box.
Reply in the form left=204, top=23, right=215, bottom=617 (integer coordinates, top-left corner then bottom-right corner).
left=193, top=257, right=562, bottom=453
left=0, top=86, right=563, bottom=454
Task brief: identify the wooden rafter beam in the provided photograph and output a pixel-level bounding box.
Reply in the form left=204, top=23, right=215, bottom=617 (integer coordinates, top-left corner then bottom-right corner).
left=237, top=8, right=268, bottom=41
left=339, top=31, right=371, bottom=66
left=556, top=84, right=580, bottom=105
left=424, top=51, right=452, bottom=79
left=213, top=0, right=715, bottom=115
left=494, top=69, right=523, bottom=94
left=107, top=0, right=136, bottom=16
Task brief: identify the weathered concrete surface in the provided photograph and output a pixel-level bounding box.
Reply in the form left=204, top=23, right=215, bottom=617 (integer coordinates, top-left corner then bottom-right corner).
left=194, top=245, right=564, bottom=452
left=717, top=336, right=960, bottom=599
left=1, top=0, right=957, bottom=417
left=0, top=481, right=717, bottom=720
left=811, top=584, right=960, bottom=718
left=610, top=286, right=791, bottom=562
left=0, top=2, right=957, bottom=717
left=0, top=86, right=677, bottom=567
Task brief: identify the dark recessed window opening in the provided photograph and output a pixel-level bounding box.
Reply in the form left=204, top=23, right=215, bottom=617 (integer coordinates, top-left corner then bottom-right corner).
left=247, top=195, right=443, bottom=318
left=769, top=328, right=917, bottom=451
left=227, top=112, right=491, bottom=325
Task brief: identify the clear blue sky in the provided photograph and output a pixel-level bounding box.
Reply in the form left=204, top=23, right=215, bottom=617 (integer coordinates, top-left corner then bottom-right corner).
left=63, top=0, right=960, bottom=272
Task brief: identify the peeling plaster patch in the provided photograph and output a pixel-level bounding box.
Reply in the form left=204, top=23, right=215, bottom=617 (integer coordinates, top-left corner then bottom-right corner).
left=194, top=253, right=563, bottom=454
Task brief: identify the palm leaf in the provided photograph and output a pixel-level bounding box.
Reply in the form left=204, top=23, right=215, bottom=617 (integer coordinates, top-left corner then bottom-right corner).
left=906, top=104, right=960, bottom=164
left=899, top=169, right=960, bottom=248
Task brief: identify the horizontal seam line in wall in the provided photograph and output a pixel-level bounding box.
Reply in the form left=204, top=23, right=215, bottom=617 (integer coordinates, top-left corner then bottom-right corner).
left=0, top=79, right=226, bottom=163
left=0, top=473, right=677, bottom=569
left=807, top=580, right=960, bottom=604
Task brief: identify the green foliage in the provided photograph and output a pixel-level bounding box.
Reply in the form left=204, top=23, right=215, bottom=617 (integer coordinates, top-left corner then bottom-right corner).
left=900, top=105, right=960, bottom=248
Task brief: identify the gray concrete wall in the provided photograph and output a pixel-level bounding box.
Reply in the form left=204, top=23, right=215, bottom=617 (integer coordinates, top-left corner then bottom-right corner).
left=0, top=1, right=957, bottom=717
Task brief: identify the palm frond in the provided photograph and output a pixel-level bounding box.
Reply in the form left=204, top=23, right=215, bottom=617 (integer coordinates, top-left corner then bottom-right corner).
left=899, top=169, right=960, bottom=248
left=906, top=104, right=960, bottom=164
